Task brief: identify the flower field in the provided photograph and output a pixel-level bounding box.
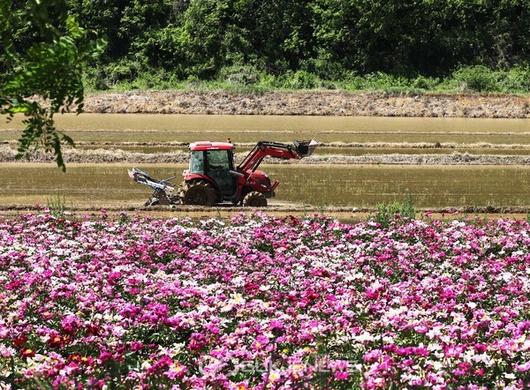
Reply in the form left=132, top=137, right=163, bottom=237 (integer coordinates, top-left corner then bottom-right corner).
left=0, top=213, right=529, bottom=389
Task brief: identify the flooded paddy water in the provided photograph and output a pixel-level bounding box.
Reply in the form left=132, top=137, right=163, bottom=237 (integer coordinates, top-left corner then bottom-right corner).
left=2, top=114, right=530, bottom=145
left=3, top=129, right=529, bottom=144
left=0, top=114, right=528, bottom=210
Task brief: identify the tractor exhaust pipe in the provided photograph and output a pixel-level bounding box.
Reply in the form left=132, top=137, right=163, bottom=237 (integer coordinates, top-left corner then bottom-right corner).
left=294, top=139, right=318, bottom=157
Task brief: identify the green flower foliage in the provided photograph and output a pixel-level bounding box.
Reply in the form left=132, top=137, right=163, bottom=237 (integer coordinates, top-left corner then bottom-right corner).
left=373, top=194, right=416, bottom=228
left=0, top=0, right=103, bottom=171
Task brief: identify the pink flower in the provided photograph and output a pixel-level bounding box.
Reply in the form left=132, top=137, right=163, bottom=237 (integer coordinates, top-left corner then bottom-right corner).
left=188, top=332, right=207, bottom=352
left=329, top=359, right=349, bottom=381
left=60, top=314, right=80, bottom=335
left=364, top=349, right=382, bottom=363
left=515, top=361, right=530, bottom=372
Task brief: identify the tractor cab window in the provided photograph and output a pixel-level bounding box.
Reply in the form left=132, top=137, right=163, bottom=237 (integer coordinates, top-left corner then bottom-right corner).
left=206, top=150, right=231, bottom=171
left=190, top=151, right=204, bottom=173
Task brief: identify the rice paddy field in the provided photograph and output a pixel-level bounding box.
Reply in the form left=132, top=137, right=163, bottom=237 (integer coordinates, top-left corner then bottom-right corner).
left=0, top=113, right=529, bottom=211
left=1, top=114, right=530, bottom=145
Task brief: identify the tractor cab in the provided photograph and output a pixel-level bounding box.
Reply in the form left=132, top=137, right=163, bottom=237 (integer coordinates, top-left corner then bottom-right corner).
left=186, top=141, right=237, bottom=199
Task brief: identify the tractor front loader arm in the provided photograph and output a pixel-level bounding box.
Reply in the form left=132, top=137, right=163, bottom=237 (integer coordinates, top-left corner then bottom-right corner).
left=237, top=140, right=317, bottom=172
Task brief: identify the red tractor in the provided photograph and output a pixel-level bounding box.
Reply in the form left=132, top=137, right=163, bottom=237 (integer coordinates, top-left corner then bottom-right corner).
left=129, top=140, right=317, bottom=207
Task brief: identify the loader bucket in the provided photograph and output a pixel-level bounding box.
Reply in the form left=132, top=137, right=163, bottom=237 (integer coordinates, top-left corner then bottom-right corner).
left=294, top=139, right=318, bottom=157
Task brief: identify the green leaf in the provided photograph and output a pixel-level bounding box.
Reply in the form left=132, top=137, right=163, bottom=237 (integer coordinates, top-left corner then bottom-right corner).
left=0, top=0, right=99, bottom=171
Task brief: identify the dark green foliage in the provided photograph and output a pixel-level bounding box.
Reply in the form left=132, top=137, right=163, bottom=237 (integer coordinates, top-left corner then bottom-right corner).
left=64, top=0, right=530, bottom=87
left=219, top=65, right=260, bottom=86
left=282, top=71, right=319, bottom=89
left=313, top=0, right=530, bottom=76
left=0, top=0, right=103, bottom=170
left=452, top=66, right=499, bottom=92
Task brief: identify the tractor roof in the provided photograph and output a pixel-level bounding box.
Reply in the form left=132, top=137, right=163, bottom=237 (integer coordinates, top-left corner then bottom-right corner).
left=189, top=141, right=234, bottom=151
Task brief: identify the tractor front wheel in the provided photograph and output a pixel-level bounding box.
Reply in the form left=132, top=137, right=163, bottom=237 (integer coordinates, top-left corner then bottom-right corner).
left=182, top=181, right=217, bottom=206
left=242, top=191, right=267, bottom=207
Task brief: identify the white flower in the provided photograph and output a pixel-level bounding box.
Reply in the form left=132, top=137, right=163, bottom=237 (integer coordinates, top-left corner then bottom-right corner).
left=220, top=304, right=233, bottom=313
left=501, top=272, right=512, bottom=282
left=197, top=305, right=209, bottom=314
left=354, top=332, right=374, bottom=343
left=112, top=325, right=125, bottom=337
left=472, top=353, right=492, bottom=366
left=427, top=328, right=441, bottom=339
left=230, top=293, right=246, bottom=305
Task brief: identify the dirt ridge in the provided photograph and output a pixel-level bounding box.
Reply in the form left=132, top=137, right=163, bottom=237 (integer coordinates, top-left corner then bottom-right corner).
left=2, top=145, right=529, bottom=165
left=0, top=204, right=527, bottom=213
left=84, top=91, right=530, bottom=118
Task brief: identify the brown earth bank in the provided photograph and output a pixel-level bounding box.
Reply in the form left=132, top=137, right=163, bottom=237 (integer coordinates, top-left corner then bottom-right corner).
left=83, top=91, right=530, bottom=118
left=0, top=205, right=527, bottom=222
left=1, top=145, right=528, bottom=165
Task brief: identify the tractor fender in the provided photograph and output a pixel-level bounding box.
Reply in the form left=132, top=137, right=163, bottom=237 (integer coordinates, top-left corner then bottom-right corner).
left=246, top=170, right=273, bottom=193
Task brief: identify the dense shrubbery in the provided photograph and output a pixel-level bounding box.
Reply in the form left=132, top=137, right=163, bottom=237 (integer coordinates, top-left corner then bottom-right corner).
left=84, top=66, right=530, bottom=94
left=449, top=66, right=530, bottom=93
left=452, top=66, right=500, bottom=93
left=65, top=0, right=530, bottom=92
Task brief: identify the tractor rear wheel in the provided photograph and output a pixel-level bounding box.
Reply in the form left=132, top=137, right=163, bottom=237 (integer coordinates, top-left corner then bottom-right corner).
left=182, top=181, right=217, bottom=206
left=242, top=191, right=267, bottom=207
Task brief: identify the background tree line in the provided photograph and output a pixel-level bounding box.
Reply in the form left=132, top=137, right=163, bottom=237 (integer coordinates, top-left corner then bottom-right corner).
left=60, top=0, right=530, bottom=86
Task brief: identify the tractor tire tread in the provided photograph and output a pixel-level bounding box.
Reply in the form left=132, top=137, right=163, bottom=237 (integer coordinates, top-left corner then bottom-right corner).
left=242, top=191, right=267, bottom=207
left=182, top=180, right=217, bottom=206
